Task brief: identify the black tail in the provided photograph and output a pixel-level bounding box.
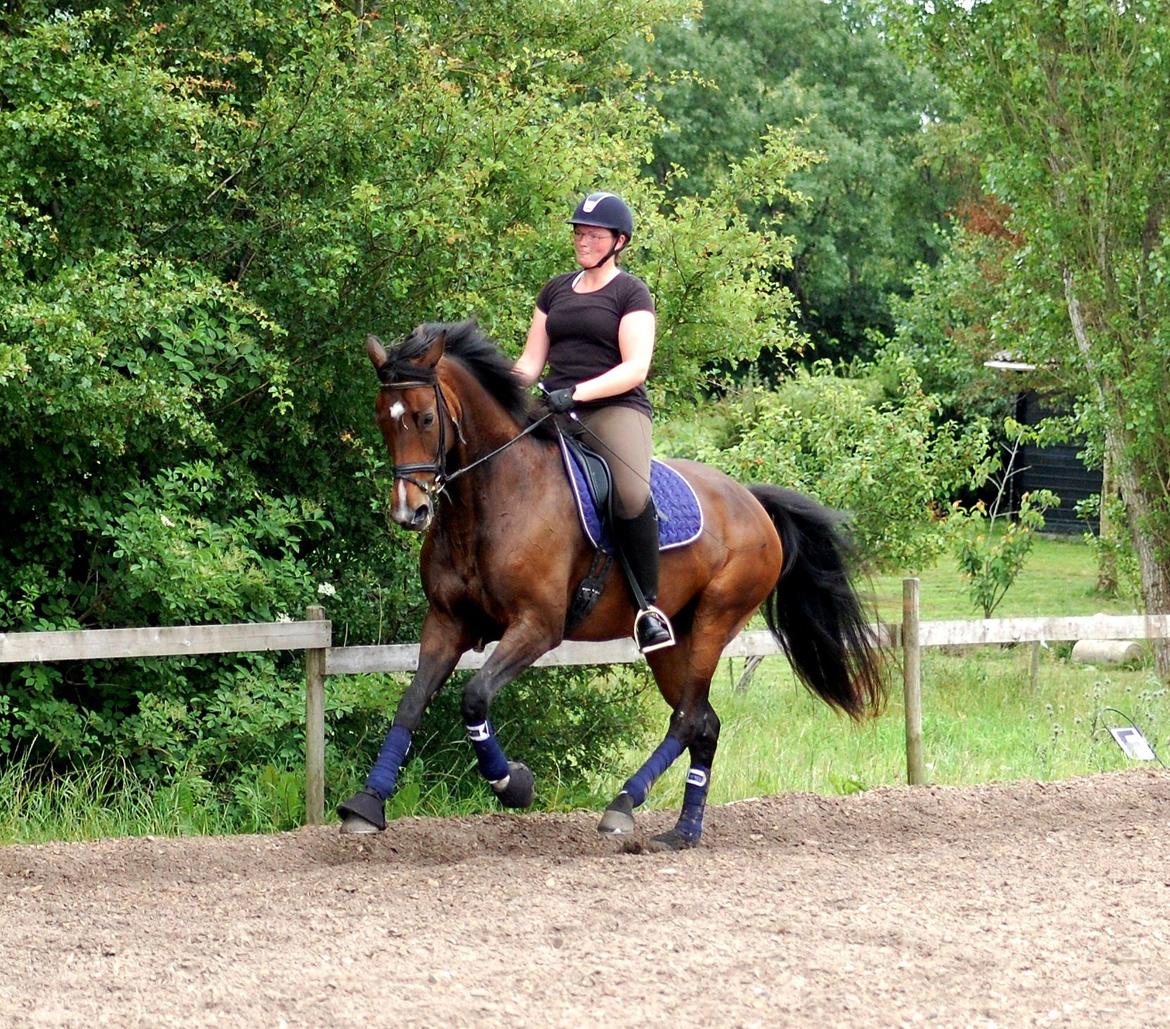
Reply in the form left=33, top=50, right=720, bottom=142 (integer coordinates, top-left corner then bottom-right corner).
left=748, top=484, right=887, bottom=720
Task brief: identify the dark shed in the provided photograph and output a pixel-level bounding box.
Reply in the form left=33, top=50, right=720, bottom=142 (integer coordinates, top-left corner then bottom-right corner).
left=1012, top=390, right=1102, bottom=534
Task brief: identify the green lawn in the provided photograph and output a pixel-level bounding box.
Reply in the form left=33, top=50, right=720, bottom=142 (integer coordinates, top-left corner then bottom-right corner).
left=869, top=533, right=1140, bottom=622
left=619, top=535, right=1167, bottom=811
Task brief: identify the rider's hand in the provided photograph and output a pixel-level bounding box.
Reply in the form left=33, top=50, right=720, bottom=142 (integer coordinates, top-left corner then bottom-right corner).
left=546, top=386, right=577, bottom=414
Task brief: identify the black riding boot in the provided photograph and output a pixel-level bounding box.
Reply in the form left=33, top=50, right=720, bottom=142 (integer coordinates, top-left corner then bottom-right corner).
left=614, top=500, right=676, bottom=654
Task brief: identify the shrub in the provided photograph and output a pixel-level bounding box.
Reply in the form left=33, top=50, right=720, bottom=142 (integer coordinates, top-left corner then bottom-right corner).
left=691, top=353, right=993, bottom=572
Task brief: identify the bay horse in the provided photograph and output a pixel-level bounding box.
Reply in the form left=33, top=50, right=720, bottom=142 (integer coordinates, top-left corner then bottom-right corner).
left=338, top=320, right=887, bottom=849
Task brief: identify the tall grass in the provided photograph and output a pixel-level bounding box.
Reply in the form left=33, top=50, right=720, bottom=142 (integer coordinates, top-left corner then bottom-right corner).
left=647, top=645, right=1168, bottom=810
left=0, top=753, right=308, bottom=844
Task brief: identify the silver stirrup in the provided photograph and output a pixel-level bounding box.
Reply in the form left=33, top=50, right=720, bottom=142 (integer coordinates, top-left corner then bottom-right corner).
left=634, top=605, right=676, bottom=654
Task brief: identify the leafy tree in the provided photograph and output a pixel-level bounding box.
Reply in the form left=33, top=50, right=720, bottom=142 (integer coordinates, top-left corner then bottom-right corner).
left=878, top=210, right=1026, bottom=425
left=899, top=0, right=1170, bottom=676
left=634, top=0, right=963, bottom=361
left=950, top=434, right=1059, bottom=619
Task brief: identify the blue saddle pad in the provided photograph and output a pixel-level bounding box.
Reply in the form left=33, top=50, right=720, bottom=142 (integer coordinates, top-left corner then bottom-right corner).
left=559, top=437, right=703, bottom=553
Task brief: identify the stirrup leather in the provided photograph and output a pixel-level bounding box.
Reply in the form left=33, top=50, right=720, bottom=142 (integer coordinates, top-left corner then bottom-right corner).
left=634, top=605, right=676, bottom=654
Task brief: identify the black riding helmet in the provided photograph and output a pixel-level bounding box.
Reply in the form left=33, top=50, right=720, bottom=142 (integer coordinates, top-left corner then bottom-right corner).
left=567, top=192, right=634, bottom=240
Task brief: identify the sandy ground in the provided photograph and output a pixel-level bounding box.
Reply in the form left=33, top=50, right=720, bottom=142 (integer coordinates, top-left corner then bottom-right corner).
left=2, top=769, right=1169, bottom=1027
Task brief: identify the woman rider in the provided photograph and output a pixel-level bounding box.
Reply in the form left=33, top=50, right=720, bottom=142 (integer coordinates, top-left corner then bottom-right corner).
left=513, top=191, right=674, bottom=654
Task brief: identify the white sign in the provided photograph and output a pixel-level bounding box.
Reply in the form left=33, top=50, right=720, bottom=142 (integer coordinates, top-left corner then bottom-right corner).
left=1107, top=725, right=1157, bottom=761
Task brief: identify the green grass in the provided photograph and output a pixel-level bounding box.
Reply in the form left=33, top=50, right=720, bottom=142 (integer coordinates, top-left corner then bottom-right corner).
left=0, top=754, right=309, bottom=844
left=870, top=533, right=1139, bottom=622
left=619, top=535, right=1165, bottom=812
left=660, top=645, right=1167, bottom=809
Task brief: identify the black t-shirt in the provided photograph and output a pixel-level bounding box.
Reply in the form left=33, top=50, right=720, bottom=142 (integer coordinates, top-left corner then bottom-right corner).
left=536, top=270, right=656, bottom=416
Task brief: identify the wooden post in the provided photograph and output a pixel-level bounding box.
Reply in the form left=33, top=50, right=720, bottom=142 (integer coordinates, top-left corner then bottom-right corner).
left=734, top=654, right=765, bottom=692
left=1029, top=640, right=1042, bottom=690
left=903, top=578, right=926, bottom=786
left=304, top=605, right=328, bottom=825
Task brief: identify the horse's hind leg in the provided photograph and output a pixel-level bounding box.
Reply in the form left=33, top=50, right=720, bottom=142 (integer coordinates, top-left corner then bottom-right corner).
left=649, top=698, right=719, bottom=852
left=597, top=636, right=722, bottom=849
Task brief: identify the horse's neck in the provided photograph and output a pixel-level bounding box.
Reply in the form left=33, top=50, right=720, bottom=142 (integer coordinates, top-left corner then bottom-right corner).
left=445, top=365, right=522, bottom=452
left=445, top=368, right=554, bottom=500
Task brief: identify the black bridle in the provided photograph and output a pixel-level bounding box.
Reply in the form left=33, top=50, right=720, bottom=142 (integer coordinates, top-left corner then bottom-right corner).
left=379, top=377, right=552, bottom=504
left=379, top=379, right=452, bottom=501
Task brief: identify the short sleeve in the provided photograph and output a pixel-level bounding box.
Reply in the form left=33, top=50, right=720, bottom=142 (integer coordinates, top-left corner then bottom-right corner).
left=536, top=275, right=566, bottom=315
left=619, top=274, right=655, bottom=316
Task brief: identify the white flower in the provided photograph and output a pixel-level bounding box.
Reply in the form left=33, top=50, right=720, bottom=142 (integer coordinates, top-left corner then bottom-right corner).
left=275, top=612, right=293, bottom=623
left=317, top=582, right=337, bottom=597
left=160, top=514, right=175, bottom=528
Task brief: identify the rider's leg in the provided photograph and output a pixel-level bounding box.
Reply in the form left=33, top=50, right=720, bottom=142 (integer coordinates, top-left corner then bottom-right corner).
left=614, top=500, right=674, bottom=652
left=575, top=407, right=674, bottom=653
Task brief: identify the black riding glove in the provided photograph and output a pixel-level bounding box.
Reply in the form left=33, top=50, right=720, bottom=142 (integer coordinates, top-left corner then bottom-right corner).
left=546, top=387, right=577, bottom=414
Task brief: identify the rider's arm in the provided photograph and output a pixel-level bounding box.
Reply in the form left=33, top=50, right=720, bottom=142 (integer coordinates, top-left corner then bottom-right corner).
left=513, top=307, right=550, bottom=387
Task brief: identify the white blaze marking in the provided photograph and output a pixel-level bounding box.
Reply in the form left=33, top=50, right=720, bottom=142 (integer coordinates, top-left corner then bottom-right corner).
left=393, top=479, right=410, bottom=523
left=389, top=400, right=406, bottom=421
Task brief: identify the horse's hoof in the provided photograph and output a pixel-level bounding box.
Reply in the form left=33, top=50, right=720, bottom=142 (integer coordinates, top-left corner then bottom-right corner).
left=646, top=829, right=699, bottom=852
left=597, top=793, right=636, bottom=836
left=336, top=787, right=387, bottom=832
left=340, top=814, right=381, bottom=835
left=493, top=761, right=535, bottom=809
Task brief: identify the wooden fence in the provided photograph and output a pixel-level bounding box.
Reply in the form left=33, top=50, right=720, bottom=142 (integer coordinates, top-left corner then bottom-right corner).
left=4, top=580, right=1168, bottom=825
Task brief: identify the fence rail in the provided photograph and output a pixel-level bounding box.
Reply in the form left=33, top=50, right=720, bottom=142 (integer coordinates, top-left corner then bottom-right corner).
left=0, top=620, right=331, bottom=664
left=4, top=583, right=1168, bottom=824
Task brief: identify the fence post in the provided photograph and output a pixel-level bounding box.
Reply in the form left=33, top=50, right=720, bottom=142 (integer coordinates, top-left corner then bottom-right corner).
left=903, top=577, right=926, bottom=785
left=304, top=605, right=328, bottom=825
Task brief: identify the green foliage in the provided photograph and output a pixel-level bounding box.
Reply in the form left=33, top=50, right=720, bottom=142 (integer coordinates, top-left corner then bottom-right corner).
left=634, top=0, right=965, bottom=360
left=1, top=1, right=805, bottom=787
left=896, top=0, right=1170, bottom=631
left=878, top=224, right=1024, bottom=424
left=690, top=354, right=993, bottom=571
left=644, top=127, right=815, bottom=395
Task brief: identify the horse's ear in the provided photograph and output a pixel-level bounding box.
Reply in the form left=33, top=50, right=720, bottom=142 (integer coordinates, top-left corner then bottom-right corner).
left=366, top=334, right=388, bottom=371
left=419, top=327, right=446, bottom=368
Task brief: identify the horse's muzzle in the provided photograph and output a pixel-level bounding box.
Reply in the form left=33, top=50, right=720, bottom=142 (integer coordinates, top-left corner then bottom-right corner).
left=394, top=502, right=432, bottom=532
left=390, top=479, right=435, bottom=531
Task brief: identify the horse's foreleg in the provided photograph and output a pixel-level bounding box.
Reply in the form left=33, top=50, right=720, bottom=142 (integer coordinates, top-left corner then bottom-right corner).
left=337, top=614, right=468, bottom=834
left=460, top=622, right=555, bottom=810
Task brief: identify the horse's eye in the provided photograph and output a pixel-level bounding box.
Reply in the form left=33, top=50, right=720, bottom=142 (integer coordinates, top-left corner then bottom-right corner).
left=420, top=410, right=435, bottom=429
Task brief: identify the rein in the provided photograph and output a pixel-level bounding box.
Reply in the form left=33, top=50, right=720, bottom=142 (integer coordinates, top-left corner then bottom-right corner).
left=443, top=412, right=553, bottom=487
left=379, top=378, right=553, bottom=501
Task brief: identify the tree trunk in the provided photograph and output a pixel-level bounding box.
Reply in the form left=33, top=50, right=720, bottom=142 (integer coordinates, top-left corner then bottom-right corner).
left=1095, top=445, right=1118, bottom=596
left=1112, top=449, right=1170, bottom=679
left=1064, top=269, right=1170, bottom=678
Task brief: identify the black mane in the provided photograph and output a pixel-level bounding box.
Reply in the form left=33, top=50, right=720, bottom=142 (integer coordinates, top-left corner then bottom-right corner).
left=382, top=319, right=549, bottom=432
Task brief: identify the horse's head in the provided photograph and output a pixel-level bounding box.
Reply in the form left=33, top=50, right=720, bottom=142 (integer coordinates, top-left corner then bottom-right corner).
left=367, top=326, right=464, bottom=532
